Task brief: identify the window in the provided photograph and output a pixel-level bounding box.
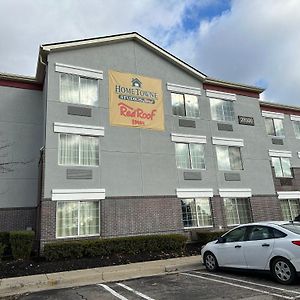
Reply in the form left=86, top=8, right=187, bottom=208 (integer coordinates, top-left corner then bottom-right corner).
left=171, top=93, right=199, bottom=118
left=181, top=198, right=213, bottom=228
left=271, top=157, right=292, bottom=177
left=60, top=73, right=98, bottom=106
left=56, top=201, right=100, bottom=238
left=265, top=117, right=284, bottom=136
left=175, top=143, right=205, bottom=169
left=280, top=199, right=300, bottom=221
left=223, top=226, right=247, bottom=243
left=216, top=145, right=243, bottom=171
left=224, top=198, right=252, bottom=226
left=210, top=98, right=235, bottom=122
left=59, top=133, right=99, bottom=166
left=248, top=226, right=273, bottom=241
left=293, top=121, right=300, bottom=139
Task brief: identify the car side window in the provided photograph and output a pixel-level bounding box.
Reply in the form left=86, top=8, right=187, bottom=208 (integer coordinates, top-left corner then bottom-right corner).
left=248, top=226, right=273, bottom=241
left=223, top=226, right=247, bottom=243
left=273, top=228, right=287, bottom=238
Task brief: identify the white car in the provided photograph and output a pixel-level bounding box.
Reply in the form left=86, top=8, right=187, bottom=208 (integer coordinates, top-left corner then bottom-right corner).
left=201, top=221, right=300, bottom=284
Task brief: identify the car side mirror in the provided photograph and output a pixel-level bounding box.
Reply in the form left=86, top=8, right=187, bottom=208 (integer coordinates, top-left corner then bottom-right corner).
left=217, top=237, right=226, bottom=243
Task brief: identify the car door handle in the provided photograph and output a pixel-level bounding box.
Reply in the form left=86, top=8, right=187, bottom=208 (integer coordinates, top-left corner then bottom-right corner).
left=262, top=243, right=270, bottom=247
left=235, top=245, right=242, bottom=248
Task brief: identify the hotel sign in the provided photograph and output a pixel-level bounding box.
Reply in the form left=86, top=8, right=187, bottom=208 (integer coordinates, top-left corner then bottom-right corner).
left=238, top=116, right=255, bottom=126
left=109, top=70, right=164, bottom=131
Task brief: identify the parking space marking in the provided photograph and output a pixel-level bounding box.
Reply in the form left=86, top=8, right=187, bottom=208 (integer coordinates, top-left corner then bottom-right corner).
left=97, top=283, right=129, bottom=300
left=193, top=271, right=300, bottom=295
left=117, top=283, right=156, bottom=300
left=180, top=272, right=294, bottom=300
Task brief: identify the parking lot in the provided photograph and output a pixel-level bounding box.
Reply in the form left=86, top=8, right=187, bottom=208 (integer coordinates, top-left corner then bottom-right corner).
left=18, top=267, right=300, bottom=300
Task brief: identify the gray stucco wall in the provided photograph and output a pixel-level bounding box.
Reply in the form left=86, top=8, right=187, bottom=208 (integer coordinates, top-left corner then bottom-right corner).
left=43, top=40, right=276, bottom=199
left=0, top=86, right=44, bottom=208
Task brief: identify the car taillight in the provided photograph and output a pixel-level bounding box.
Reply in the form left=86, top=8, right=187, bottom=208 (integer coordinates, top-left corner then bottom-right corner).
left=292, top=241, right=300, bottom=246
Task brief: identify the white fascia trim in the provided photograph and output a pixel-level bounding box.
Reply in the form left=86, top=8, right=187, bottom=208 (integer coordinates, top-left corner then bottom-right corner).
left=206, top=89, right=236, bottom=101
left=167, top=83, right=201, bottom=96
left=277, top=191, right=300, bottom=199
left=268, top=150, right=292, bottom=158
left=212, top=137, right=244, bottom=147
left=52, top=188, right=106, bottom=201
left=219, top=188, right=252, bottom=198
left=261, top=110, right=284, bottom=119
left=291, top=115, right=300, bottom=122
left=171, top=133, right=207, bottom=144
left=176, top=188, right=213, bottom=198
left=54, top=122, right=105, bottom=136
left=55, top=63, right=103, bottom=80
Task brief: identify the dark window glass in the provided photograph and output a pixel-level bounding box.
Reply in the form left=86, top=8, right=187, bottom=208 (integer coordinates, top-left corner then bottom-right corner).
left=248, top=226, right=273, bottom=241
left=223, top=226, right=247, bottom=243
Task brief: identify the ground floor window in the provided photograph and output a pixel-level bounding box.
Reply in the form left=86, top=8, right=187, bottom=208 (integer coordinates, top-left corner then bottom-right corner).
left=181, top=198, right=213, bottom=228
left=224, top=198, right=252, bottom=226
left=56, top=201, right=100, bottom=238
left=280, top=199, right=300, bottom=221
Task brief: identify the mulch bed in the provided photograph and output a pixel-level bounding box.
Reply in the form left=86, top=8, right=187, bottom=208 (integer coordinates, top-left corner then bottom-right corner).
left=0, top=243, right=202, bottom=279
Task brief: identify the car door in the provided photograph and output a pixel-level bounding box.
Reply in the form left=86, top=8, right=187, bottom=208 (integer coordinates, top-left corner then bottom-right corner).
left=215, top=226, right=248, bottom=268
left=243, top=225, right=275, bottom=270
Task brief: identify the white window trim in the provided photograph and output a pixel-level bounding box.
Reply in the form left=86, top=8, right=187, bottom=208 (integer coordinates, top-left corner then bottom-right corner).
left=298, top=152, right=300, bottom=158
left=212, top=137, right=244, bottom=147
left=177, top=188, right=213, bottom=198
left=171, top=133, right=207, bottom=144
left=219, top=188, right=252, bottom=198
left=54, top=122, right=104, bottom=137
left=206, top=89, right=236, bottom=101
left=277, top=191, right=300, bottom=199
left=167, top=83, right=201, bottom=96
left=291, top=115, right=300, bottom=122
left=55, top=63, right=103, bottom=79
left=268, top=150, right=292, bottom=158
left=261, top=110, right=284, bottom=119
left=52, top=189, right=105, bottom=201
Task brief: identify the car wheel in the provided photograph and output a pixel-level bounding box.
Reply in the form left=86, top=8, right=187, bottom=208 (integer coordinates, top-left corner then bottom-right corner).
left=271, top=257, right=296, bottom=285
left=204, top=252, right=219, bottom=272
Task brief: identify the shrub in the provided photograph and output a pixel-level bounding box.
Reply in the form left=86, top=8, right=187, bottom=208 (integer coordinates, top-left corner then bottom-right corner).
left=0, top=243, right=5, bottom=261
left=44, top=234, right=187, bottom=261
left=9, top=231, right=35, bottom=260
left=197, top=231, right=227, bottom=245
left=0, top=232, right=11, bottom=257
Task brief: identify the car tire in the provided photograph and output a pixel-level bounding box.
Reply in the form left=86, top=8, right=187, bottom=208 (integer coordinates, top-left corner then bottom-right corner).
left=271, top=257, right=296, bottom=285
left=204, top=252, right=219, bottom=272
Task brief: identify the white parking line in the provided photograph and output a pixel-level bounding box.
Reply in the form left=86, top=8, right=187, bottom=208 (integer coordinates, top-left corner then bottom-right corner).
left=193, top=271, right=300, bottom=295
left=117, top=283, right=156, bottom=300
left=180, top=272, right=294, bottom=300
left=97, top=284, right=128, bottom=300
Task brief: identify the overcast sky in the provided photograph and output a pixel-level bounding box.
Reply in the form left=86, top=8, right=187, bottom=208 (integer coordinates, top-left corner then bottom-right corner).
left=0, top=0, right=299, bottom=105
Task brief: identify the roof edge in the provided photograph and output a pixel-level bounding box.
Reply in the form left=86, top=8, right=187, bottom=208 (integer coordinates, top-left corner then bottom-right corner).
left=260, top=101, right=300, bottom=114
left=204, top=77, right=264, bottom=93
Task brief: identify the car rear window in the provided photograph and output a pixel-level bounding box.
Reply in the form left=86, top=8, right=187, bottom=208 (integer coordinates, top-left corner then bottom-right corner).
left=280, top=223, right=300, bottom=235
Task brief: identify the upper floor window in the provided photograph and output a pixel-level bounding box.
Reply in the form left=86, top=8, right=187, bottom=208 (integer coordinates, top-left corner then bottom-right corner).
left=59, top=133, right=99, bottom=166
left=181, top=198, right=213, bottom=228
left=216, top=145, right=243, bottom=171
left=271, top=156, right=292, bottom=178
left=171, top=93, right=200, bottom=118
left=224, top=198, right=252, bottom=226
left=265, top=117, right=284, bottom=136
left=60, top=73, right=98, bottom=106
left=175, top=142, right=205, bottom=169
left=293, top=121, right=300, bottom=139
left=210, top=98, right=235, bottom=122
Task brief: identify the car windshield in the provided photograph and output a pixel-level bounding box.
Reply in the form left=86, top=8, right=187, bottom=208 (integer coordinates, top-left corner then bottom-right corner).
left=280, top=223, right=300, bottom=235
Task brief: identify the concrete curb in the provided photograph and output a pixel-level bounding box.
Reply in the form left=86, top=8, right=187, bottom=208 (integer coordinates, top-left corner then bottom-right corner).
left=0, top=255, right=202, bottom=298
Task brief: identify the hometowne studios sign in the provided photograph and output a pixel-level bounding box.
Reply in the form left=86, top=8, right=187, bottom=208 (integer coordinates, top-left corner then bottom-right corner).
left=109, top=70, right=164, bottom=131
